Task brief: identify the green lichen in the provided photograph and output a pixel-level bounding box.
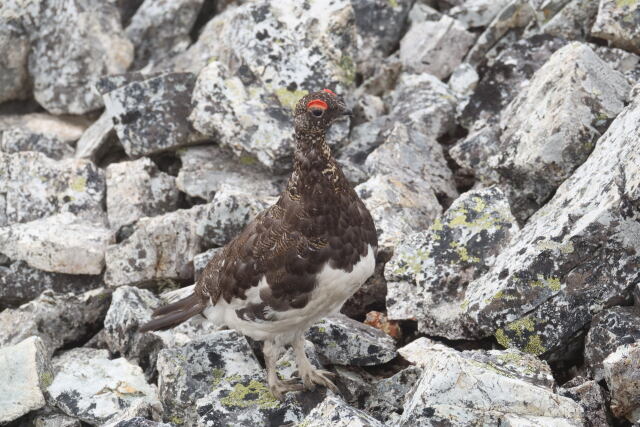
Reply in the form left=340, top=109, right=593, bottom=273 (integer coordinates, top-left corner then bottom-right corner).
left=450, top=241, right=480, bottom=263
left=274, top=88, right=308, bottom=110
left=486, top=290, right=517, bottom=304
left=506, top=317, right=535, bottom=337
left=467, top=359, right=515, bottom=378
left=496, top=352, right=523, bottom=365
left=615, top=0, right=637, bottom=7
left=69, top=176, right=87, bottom=192
left=41, top=371, right=53, bottom=388
left=460, top=299, right=469, bottom=310
left=170, top=416, right=184, bottom=425
left=447, top=207, right=499, bottom=231
left=212, top=368, right=225, bottom=387
left=338, top=55, right=356, bottom=85
left=523, top=335, right=546, bottom=356
left=471, top=197, right=486, bottom=213
left=387, top=0, right=399, bottom=7
left=431, top=217, right=444, bottom=231
left=317, top=326, right=326, bottom=333
left=530, top=275, right=562, bottom=292
left=239, top=155, right=258, bottom=166
left=393, top=247, right=430, bottom=276
left=495, top=328, right=511, bottom=348
left=220, top=380, right=281, bottom=409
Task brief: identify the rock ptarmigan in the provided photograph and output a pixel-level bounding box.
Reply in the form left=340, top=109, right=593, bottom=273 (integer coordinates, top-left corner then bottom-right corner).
left=140, top=89, right=378, bottom=398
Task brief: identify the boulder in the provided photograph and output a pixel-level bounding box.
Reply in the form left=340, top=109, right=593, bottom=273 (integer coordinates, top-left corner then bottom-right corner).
left=0, top=289, right=111, bottom=355
left=386, top=186, right=519, bottom=340
left=306, top=314, right=396, bottom=366
left=532, top=0, right=599, bottom=40
left=0, top=337, right=52, bottom=424
left=0, top=113, right=90, bottom=143
left=0, top=4, right=30, bottom=104
left=74, top=112, right=118, bottom=162
left=594, top=45, right=640, bottom=86
left=496, top=42, right=630, bottom=219
left=584, top=305, right=640, bottom=380
left=298, top=396, right=385, bottom=427
left=591, top=0, right=640, bottom=55
left=449, top=63, right=479, bottom=97
left=0, top=213, right=114, bottom=275
left=102, top=72, right=202, bottom=157
left=113, top=418, right=172, bottom=427
left=448, top=0, right=511, bottom=28
left=106, top=158, right=181, bottom=231
left=29, top=0, right=133, bottom=114
left=48, top=348, right=162, bottom=426
left=0, top=152, right=106, bottom=226
left=1, top=128, right=74, bottom=160
left=462, top=86, right=640, bottom=357
left=603, top=342, right=640, bottom=423
left=559, top=377, right=609, bottom=427
left=364, top=366, right=422, bottom=424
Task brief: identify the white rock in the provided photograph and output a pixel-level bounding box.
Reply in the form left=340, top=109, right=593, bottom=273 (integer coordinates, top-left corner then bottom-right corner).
left=0, top=337, right=52, bottom=424
left=300, top=396, right=385, bottom=427
left=75, top=112, right=116, bottom=161
left=591, top=0, right=640, bottom=55
left=0, top=113, right=90, bottom=143
left=603, top=342, right=640, bottom=423
left=449, top=63, right=479, bottom=96
left=0, top=213, right=113, bottom=275
left=449, top=0, right=511, bottom=28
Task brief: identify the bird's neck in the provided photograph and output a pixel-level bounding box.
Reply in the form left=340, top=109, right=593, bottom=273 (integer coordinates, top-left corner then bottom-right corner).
left=286, top=131, right=347, bottom=201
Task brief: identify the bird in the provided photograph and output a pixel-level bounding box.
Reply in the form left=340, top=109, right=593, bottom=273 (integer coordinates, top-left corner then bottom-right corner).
left=140, top=89, right=378, bottom=399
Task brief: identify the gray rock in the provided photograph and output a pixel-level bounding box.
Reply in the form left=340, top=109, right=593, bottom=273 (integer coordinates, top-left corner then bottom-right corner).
left=594, top=45, right=640, bottom=86
left=306, top=314, right=396, bottom=366
left=336, top=116, right=391, bottom=184
left=603, top=342, right=640, bottom=423
left=29, top=0, right=133, bottom=114
left=186, top=332, right=306, bottom=427
left=385, top=72, right=457, bottom=138
left=194, top=248, right=222, bottom=280
left=584, top=306, right=640, bottom=381
left=531, top=0, right=599, bottom=40
left=463, top=87, right=640, bottom=357
left=449, top=122, right=502, bottom=184
left=0, top=289, right=110, bottom=355
left=1, top=128, right=74, bottom=160
left=385, top=186, right=519, bottom=340
left=364, top=366, right=422, bottom=424
left=125, top=0, right=204, bottom=70
left=106, top=158, right=181, bottom=230
left=48, top=348, right=162, bottom=426
left=351, top=0, right=413, bottom=78
left=449, top=62, right=479, bottom=97
left=186, top=0, right=355, bottom=172
left=0, top=7, right=30, bottom=104
left=176, top=144, right=281, bottom=202
left=74, top=112, right=117, bottom=161
left=560, top=377, right=609, bottom=427
left=634, top=283, right=640, bottom=306
left=29, top=411, right=83, bottom=427
left=496, top=42, right=630, bottom=220
left=0, top=113, right=90, bottom=143
left=332, top=366, right=375, bottom=408
left=0, top=337, right=52, bottom=424
left=407, top=3, right=443, bottom=26
left=449, top=0, right=511, bottom=28
left=0, top=152, right=106, bottom=226
left=398, top=342, right=584, bottom=426
left=591, top=0, right=640, bottom=55
left=0, top=260, right=103, bottom=308
left=0, top=213, right=114, bottom=275
left=103, top=72, right=202, bottom=157
left=299, top=395, right=385, bottom=427
left=113, top=418, right=172, bottom=427
left=350, top=94, right=386, bottom=126
left=399, top=15, right=475, bottom=80
left=356, top=173, right=441, bottom=249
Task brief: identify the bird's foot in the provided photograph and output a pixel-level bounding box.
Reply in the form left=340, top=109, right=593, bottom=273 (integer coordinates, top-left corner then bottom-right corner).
left=268, top=377, right=305, bottom=401
left=300, top=367, right=338, bottom=393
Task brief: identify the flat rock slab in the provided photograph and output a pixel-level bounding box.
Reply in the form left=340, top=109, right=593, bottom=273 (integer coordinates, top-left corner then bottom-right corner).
left=0, top=336, right=52, bottom=424
left=306, top=314, right=396, bottom=366
left=48, top=348, right=162, bottom=426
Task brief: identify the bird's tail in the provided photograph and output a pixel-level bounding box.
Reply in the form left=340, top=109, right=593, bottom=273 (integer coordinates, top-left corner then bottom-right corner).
left=139, top=285, right=207, bottom=332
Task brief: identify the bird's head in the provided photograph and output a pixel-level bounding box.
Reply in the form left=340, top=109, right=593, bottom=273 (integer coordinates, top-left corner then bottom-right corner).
left=293, top=89, right=351, bottom=135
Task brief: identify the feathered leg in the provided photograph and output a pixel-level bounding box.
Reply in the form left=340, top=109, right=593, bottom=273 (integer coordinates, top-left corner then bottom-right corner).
left=292, top=334, right=338, bottom=393
left=263, top=339, right=304, bottom=400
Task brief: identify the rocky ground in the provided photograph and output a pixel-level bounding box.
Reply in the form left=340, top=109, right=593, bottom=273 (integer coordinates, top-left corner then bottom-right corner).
left=0, top=0, right=639, bottom=426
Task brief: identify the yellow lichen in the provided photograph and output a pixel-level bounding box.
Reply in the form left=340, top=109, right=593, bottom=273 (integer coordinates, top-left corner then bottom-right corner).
left=431, top=217, right=444, bottom=231
left=495, top=328, right=511, bottom=348
left=393, top=248, right=430, bottom=276
left=460, top=299, right=469, bottom=310
left=274, top=88, right=309, bottom=110
left=220, top=380, right=281, bottom=409
left=69, top=176, right=87, bottom=192
left=616, top=0, right=637, bottom=7
left=530, top=275, right=562, bottom=292
left=41, top=371, right=53, bottom=388
left=523, top=335, right=546, bottom=356
left=212, top=368, right=225, bottom=387
left=454, top=244, right=480, bottom=263
left=170, top=416, right=184, bottom=425
left=472, top=197, right=486, bottom=213
left=388, top=0, right=399, bottom=7
left=338, top=55, right=356, bottom=85
left=239, top=155, right=258, bottom=166
left=506, top=317, right=535, bottom=337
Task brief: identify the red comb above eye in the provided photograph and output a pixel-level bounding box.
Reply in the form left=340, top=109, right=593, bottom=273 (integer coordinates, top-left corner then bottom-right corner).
left=323, top=88, right=336, bottom=96
left=307, top=99, right=328, bottom=110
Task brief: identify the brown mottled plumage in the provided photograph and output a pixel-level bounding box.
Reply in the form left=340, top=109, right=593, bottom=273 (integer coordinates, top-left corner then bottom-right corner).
left=140, top=89, right=377, bottom=398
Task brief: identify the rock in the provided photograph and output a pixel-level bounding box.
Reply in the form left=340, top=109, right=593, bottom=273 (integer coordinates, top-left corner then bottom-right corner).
left=584, top=306, right=640, bottom=381
left=125, top=0, right=204, bottom=70
left=364, top=366, right=422, bottom=424
left=103, top=72, right=202, bottom=157
left=0, top=7, right=30, bottom=104
left=29, top=411, right=83, bottom=427
left=0, top=213, right=114, bottom=275
left=386, top=186, right=519, bottom=340
left=449, top=63, right=479, bottom=97
left=336, top=116, right=391, bottom=184
left=407, top=3, right=443, bottom=26
left=364, top=122, right=458, bottom=204
left=0, top=113, right=91, bottom=143
left=0, top=289, right=110, bottom=355
left=74, top=112, right=117, bottom=161
left=113, top=418, right=172, bottom=427
left=351, top=0, right=413, bottom=78
left=0, top=152, right=106, bottom=226
left=306, top=314, right=396, bottom=366
left=463, top=88, right=640, bottom=357
left=176, top=145, right=281, bottom=202
left=186, top=0, right=355, bottom=172
left=449, top=0, right=511, bottom=28
left=1, top=128, right=74, bottom=160
left=350, top=94, right=385, bottom=126
left=603, top=342, right=640, bottom=423
left=397, top=337, right=454, bottom=365
left=385, top=72, right=457, bottom=138
left=106, top=158, right=181, bottom=230
left=496, top=42, right=630, bottom=220
left=399, top=15, right=475, bottom=80
left=194, top=247, right=222, bottom=280
left=0, top=337, right=52, bottom=424
left=594, top=45, right=640, bottom=86
left=560, top=377, right=609, bottom=427
left=182, top=332, right=306, bottom=426
left=29, top=0, right=133, bottom=114
left=48, top=348, right=162, bottom=425
left=356, top=173, right=441, bottom=249
left=591, top=0, right=640, bottom=55
left=532, top=0, right=599, bottom=40
left=399, top=343, right=584, bottom=426
left=299, top=395, right=385, bottom=427
left=0, top=260, right=103, bottom=308
left=449, top=122, right=502, bottom=183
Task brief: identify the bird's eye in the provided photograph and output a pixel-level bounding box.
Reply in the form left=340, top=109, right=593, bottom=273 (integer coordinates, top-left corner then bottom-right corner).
left=310, top=108, right=324, bottom=117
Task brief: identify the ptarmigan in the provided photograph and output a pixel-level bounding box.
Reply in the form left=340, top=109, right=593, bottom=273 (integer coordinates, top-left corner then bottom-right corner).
left=140, top=89, right=378, bottom=399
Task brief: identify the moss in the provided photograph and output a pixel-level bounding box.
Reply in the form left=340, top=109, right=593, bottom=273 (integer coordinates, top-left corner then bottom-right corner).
left=495, top=328, right=511, bottom=348
left=616, top=0, right=637, bottom=7
left=523, top=335, right=546, bottom=356
left=69, top=176, right=87, bottom=192
left=274, top=88, right=308, bottom=110
left=170, top=416, right=184, bottom=425
left=338, top=55, right=356, bottom=85
left=40, top=371, right=53, bottom=388
left=220, top=379, right=281, bottom=409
